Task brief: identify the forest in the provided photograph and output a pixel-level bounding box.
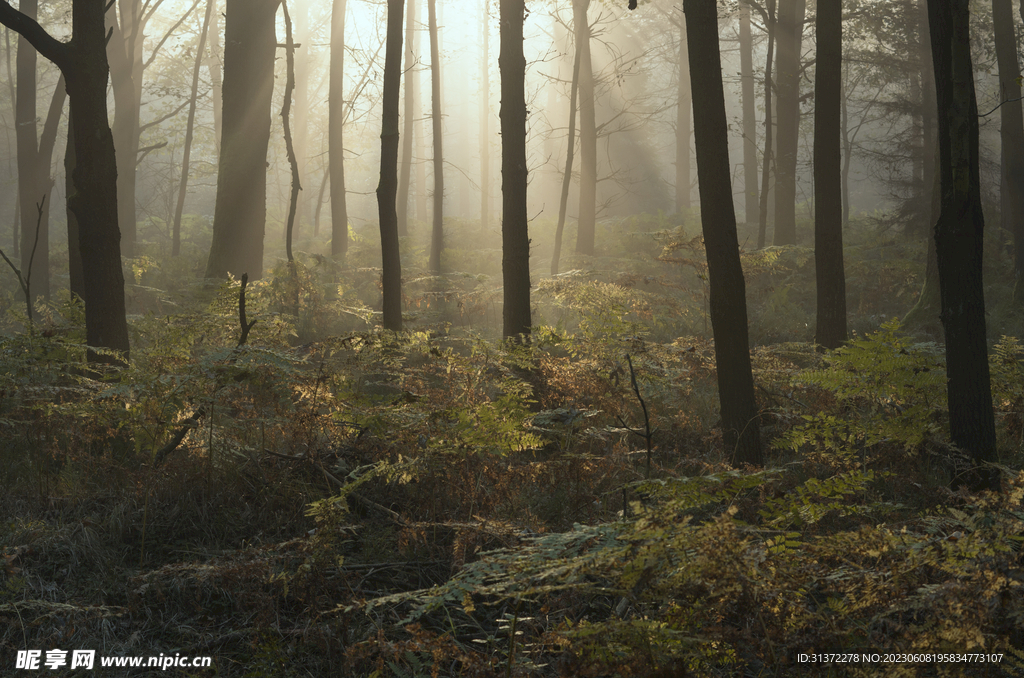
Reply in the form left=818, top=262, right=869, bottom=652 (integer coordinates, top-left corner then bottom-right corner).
left=0, top=0, right=1023, bottom=675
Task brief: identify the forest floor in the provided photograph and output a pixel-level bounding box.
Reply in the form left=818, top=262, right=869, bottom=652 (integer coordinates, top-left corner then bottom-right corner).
left=2, top=214, right=1024, bottom=676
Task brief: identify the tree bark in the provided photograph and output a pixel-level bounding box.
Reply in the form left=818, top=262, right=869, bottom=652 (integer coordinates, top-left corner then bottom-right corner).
left=684, top=0, right=761, bottom=466
left=427, top=0, right=444, bottom=272
left=207, top=0, right=222, bottom=154
left=172, top=0, right=215, bottom=257
left=992, top=0, right=1024, bottom=302
left=293, top=0, right=309, bottom=243
left=500, top=0, right=531, bottom=339
left=0, top=0, right=131, bottom=362
left=397, top=0, right=415, bottom=236
left=927, top=0, right=999, bottom=491
left=64, top=110, right=83, bottom=303
left=813, top=0, right=846, bottom=349
left=377, top=0, right=405, bottom=332
left=757, top=0, right=776, bottom=249
left=676, top=11, right=692, bottom=214
left=574, top=0, right=596, bottom=256
left=739, top=0, right=758, bottom=226
left=330, top=0, right=349, bottom=261
left=772, top=0, right=805, bottom=246
left=205, top=0, right=281, bottom=280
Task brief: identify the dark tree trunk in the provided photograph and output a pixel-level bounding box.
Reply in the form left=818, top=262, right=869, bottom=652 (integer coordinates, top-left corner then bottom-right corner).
left=574, top=0, right=596, bottom=256
left=813, top=0, right=846, bottom=349
left=330, top=0, right=349, bottom=261
left=757, top=0, right=776, bottom=249
left=397, top=0, right=415, bottom=236
left=684, top=0, right=762, bottom=466
left=205, top=0, right=281, bottom=280
left=739, top=0, right=758, bottom=226
left=65, top=110, right=83, bottom=302
left=377, top=0, right=404, bottom=332
left=992, top=0, right=1024, bottom=302
left=676, top=12, right=691, bottom=214
left=207, top=0, right=222, bottom=154
left=427, top=0, right=443, bottom=272
left=772, top=0, right=805, bottom=246
left=0, top=1, right=131, bottom=362
left=927, top=0, right=999, bottom=492
left=172, top=0, right=215, bottom=257
left=500, top=0, right=531, bottom=339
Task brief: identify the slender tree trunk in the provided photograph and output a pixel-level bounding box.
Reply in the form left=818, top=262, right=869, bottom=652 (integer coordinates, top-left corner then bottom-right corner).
left=330, top=0, right=349, bottom=261
left=282, top=2, right=301, bottom=264
left=4, top=27, right=16, bottom=258
left=684, top=0, right=761, bottom=466
left=500, top=0, right=531, bottom=339
left=757, top=0, right=776, bottom=249
left=928, top=0, right=999, bottom=492
left=65, top=110, right=83, bottom=302
left=841, top=74, right=851, bottom=227
left=574, top=0, right=596, bottom=256
left=172, top=0, right=215, bottom=257
left=551, top=23, right=581, bottom=276
left=208, top=0, right=222, bottom=154
left=107, top=1, right=142, bottom=259
left=414, top=14, right=427, bottom=223
left=772, top=0, right=805, bottom=246
left=397, top=0, right=415, bottom=236
left=739, top=0, right=758, bottom=226
left=480, top=0, right=489, bottom=231
left=427, top=0, right=444, bottom=272
left=377, top=0, right=404, bottom=331
left=813, top=0, right=846, bottom=349
left=992, top=0, right=1024, bottom=302
left=676, top=12, right=692, bottom=214
left=205, top=0, right=281, bottom=280
left=293, top=0, right=309, bottom=243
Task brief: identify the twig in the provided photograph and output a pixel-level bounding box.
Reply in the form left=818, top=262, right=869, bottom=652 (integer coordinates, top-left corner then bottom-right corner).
left=0, top=195, right=45, bottom=325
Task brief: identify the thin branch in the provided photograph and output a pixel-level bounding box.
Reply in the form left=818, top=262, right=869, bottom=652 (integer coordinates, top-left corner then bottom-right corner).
left=139, top=99, right=189, bottom=132
left=142, top=0, right=200, bottom=71
left=135, top=140, right=167, bottom=166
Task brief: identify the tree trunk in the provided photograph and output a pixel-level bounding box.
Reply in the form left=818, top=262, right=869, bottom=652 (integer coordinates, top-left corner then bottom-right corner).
left=927, top=0, right=999, bottom=492
left=377, top=0, right=405, bottom=332
left=293, top=0, right=309, bottom=244
left=757, top=0, right=776, bottom=249
left=64, top=110, right=83, bottom=303
left=208, top=0, right=222, bottom=154
left=574, top=0, right=596, bottom=256
left=813, top=0, right=846, bottom=349
left=772, top=0, right=805, bottom=246
left=480, top=0, right=489, bottom=231
left=992, top=0, right=1024, bottom=302
left=427, top=0, right=443, bottom=272
left=330, top=0, right=349, bottom=261
left=107, top=0, right=143, bottom=259
left=739, top=0, right=758, bottom=226
left=172, top=0, right=215, bottom=257
left=205, top=0, right=281, bottom=280
left=0, top=1, right=132, bottom=362
left=673, top=13, right=692, bottom=215
left=4, top=28, right=16, bottom=258
left=397, top=0, right=415, bottom=236
left=684, top=0, right=762, bottom=466
left=500, top=0, right=531, bottom=339
left=551, top=24, right=582, bottom=277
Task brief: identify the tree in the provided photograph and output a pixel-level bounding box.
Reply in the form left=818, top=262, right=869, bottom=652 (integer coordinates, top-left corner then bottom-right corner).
left=427, top=0, right=444, bottom=272
left=551, top=12, right=582, bottom=277
left=992, top=0, right=1024, bottom=302
left=107, top=0, right=199, bottom=258
left=927, top=0, right=999, bottom=491
left=0, top=0, right=130, bottom=362
left=739, top=0, right=758, bottom=226
left=397, top=0, right=416, bottom=237
left=573, top=0, right=597, bottom=256
left=674, top=9, right=692, bottom=214
left=813, top=0, right=846, bottom=349
left=756, top=0, right=776, bottom=249
left=205, top=0, right=282, bottom=280
left=500, top=0, right=531, bottom=339
left=772, top=0, right=806, bottom=246
left=14, top=0, right=64, bottom=305
left=480, top=0, right=490, bottom=231
left=329, top=0, right=349, bottom=260
left=171, top=0, right=215, bottom=257
left=377, top=0, right=405, bottom=332
left=684, top=0, right=761, bottom=465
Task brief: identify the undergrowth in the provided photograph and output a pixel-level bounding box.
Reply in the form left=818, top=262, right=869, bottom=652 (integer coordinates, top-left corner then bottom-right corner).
left=0, top=214, right=1022, bottom=677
